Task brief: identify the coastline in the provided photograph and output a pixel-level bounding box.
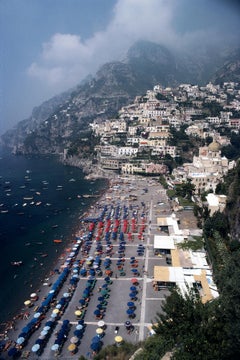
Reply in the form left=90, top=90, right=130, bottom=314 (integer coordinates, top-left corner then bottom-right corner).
left=1, top=173, right=166, bottom=359
left=0, top=173, right=112, bottom=341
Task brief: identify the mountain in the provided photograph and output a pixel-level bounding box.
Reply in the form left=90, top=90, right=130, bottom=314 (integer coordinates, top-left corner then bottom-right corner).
left=1, top=41, right=239, bottom=154
left=210, top=48, right=240, bottom=84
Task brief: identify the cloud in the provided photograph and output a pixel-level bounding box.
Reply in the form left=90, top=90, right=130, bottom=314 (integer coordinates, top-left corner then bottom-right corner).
left=27, top=0, right=239, bottom=92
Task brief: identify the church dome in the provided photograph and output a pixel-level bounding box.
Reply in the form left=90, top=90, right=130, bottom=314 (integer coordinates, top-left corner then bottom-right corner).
left=208, top=141, right=220, bottom=152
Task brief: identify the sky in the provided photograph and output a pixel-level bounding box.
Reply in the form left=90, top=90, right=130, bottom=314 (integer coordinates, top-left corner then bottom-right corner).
left=1, top=0, right=240, bottom=135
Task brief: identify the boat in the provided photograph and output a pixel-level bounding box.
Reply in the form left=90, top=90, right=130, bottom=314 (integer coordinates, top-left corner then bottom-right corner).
left=52, top=224, right=58, bottom=228
left=11, top=261, right=23, bottom=266
left=53, top=239, right=62, bottom=243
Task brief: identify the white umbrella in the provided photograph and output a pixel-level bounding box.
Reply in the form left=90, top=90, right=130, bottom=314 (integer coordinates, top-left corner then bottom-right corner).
left=16, top=337, right=25, bottom=345
left=32, top=344, right=40, bottom=352
left=51, top=344, right=59, bottom=351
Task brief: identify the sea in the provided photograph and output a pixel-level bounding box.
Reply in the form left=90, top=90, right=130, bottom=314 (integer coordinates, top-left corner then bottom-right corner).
left=0, top=147, right=108, bottom=327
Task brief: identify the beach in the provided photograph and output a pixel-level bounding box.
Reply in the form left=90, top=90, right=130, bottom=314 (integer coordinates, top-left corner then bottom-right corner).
left=1, top=174, right=173, bottom=359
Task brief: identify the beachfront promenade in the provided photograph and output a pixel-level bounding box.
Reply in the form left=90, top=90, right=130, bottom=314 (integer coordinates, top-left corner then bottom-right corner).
left=3, top=176, right=171, bottom=359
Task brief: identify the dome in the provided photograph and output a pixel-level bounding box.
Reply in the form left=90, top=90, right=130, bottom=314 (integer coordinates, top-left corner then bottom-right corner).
left=208, top=141, right=220, bottom=152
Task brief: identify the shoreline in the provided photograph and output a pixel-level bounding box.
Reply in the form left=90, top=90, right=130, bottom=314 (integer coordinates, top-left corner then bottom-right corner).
left=0, top=175, right=112, bottom=341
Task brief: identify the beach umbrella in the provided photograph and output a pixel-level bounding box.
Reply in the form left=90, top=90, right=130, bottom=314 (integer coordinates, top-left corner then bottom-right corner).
left=8, top=347, right=18, bottom=357
left=63, top=292, right=70, bottom=298
left=127, top=301, right=135, bottom=307
left=96, top=328, right=103, bottom=335
left=94, top=309, right=101, bottom=316
left=101, top=289, right=108, bottom=296
left=73, top=330, right=82, bottom=337
left=56, top=304, right=62, bottom=309
left=131, top=268, right=138, bottom=273
left=97, top=320, right=105, bottom=328
left=76, top=324, right=83, bottom=330
left=34, top=312, right=41, bottom=318
left=21, top=325, right=31, bottom=334
left=115, top=335, right=123, bottom=344
left=43, top=326, right=51, bottom=331
left=45, top=320, right=53, bottom=326
left=51, top=312, right=57, bottom=318
left=51, top=344, right=59, bottom=351
left=126, top=308, right=134, bottom=315
left=131, top=278, right=138, bottom=284
left=53, top=308, right=60, bottom=314
left=125, top=320, right=132, bottom=327
left=92, top=335, right=101, bottom=343
left=129, top=293, right=137, bottom=299
left=16, top=337, right=25, bottom=345
left=32, top=344, right=40, bottom=352
left=130, top=286, right=137, bottom=291
left=70, top=336, right=79, bottom=344
left=90, top=342, right=101, bottom=351
left=68, top=344, right=77, bottom=351
left=75, top=310, right=82, bottom=317
left=79, top=299, right=85, bottom=305
left=40, top=330, right=48, bottom=336
left=24, top=300, right=31, bottom=306
left=30, top=292, right=37, bottom=298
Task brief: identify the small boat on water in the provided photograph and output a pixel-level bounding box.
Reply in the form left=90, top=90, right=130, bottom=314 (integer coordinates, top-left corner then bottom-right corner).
left=52, top=224, right=58, bottom=228
left=11, top=261, right=23, bottom=266
left=53, top=239, right=62, bottom=243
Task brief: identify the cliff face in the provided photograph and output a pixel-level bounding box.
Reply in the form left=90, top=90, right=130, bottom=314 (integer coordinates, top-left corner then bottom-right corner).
left=1, top=41, right=239, bottom=155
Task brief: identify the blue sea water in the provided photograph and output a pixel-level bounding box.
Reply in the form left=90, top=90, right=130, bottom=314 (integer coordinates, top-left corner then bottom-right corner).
left=0, top=148, right=108, bottom=326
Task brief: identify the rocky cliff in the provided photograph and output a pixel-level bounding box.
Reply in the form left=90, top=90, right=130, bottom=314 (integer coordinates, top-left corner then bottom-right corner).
left=1, top=41, right=239, bottom=155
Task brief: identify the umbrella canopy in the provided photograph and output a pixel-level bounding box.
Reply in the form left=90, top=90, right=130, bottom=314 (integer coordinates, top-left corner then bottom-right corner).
left=16, top=337, right=25, bottom=345
left=24, top=300, right=31, bottom=306
left=126, top=308, right=134, bottom=315
left=63, top=292, right=70, bottom=298
left=30, top=292, right=37, bottom=298
left=40, top=330, right=48, bottom=336
left=127, top=301, right=135, bottom=307
left=90, top=342, right=101, bottom=351
left=115, top=335, right=123, bottom=343
left=43, top=325, right=51, bottom=331
left=51, top=344, right=59, bottom=351
left=76, top=324, right=83, bottom=330
left=70, top=336, right=79, bottom=344
left=33, top=312, right=41, bottom=318
left=32, top=344, right=40, bottom=352
left=8, top=347, right=18, bottom=356
left=68, top=343, right=76, bottom=352
left=94, top=309, right=101, bottom=316
left=96, top=328, right=103, bottom=335
left=53, top=308, right=60, bottom=314
left=131, top=278, right=138, bottom=284
left=130, top=286, right=137, bottom=291
left=75, top=310, right=82, bottom=316
left=129, top=293, right=137, bottom=299
left=92, top=335, right=101, bottom=343
left=97, top=320, right=105, bottom=328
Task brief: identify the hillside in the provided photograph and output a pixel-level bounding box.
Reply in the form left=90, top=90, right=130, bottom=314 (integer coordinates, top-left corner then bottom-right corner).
left=1, top=41, right=239, bottom=154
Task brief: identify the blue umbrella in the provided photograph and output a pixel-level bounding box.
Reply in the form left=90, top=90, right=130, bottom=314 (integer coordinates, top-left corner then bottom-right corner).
left=90, top=342, right=101, bottom=351
left=79, top=299, right=85, bottom=305
left=127, top=301, right=135, bottom=307
left=129, top=292, right=137, bottom=299
left=74, top=330, right=82, bottom=337
left=126, top=308, right=134, bottom=315
left=94, top=309, right=101, bottom=316
left=16, top=337, right=25, bottom=345
left=92, top=335, right=101, bottom=343
left=8, top=347, right=18, bottom=356
left=130, top=286, right=137, bottom=291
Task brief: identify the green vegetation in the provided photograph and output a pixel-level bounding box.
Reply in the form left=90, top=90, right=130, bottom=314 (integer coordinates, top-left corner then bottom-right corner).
left=178, top=236, right=204, bottom=251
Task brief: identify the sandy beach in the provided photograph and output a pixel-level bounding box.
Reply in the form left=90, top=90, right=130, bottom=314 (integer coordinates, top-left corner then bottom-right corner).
left=1, top=174, right=175, bottom=359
